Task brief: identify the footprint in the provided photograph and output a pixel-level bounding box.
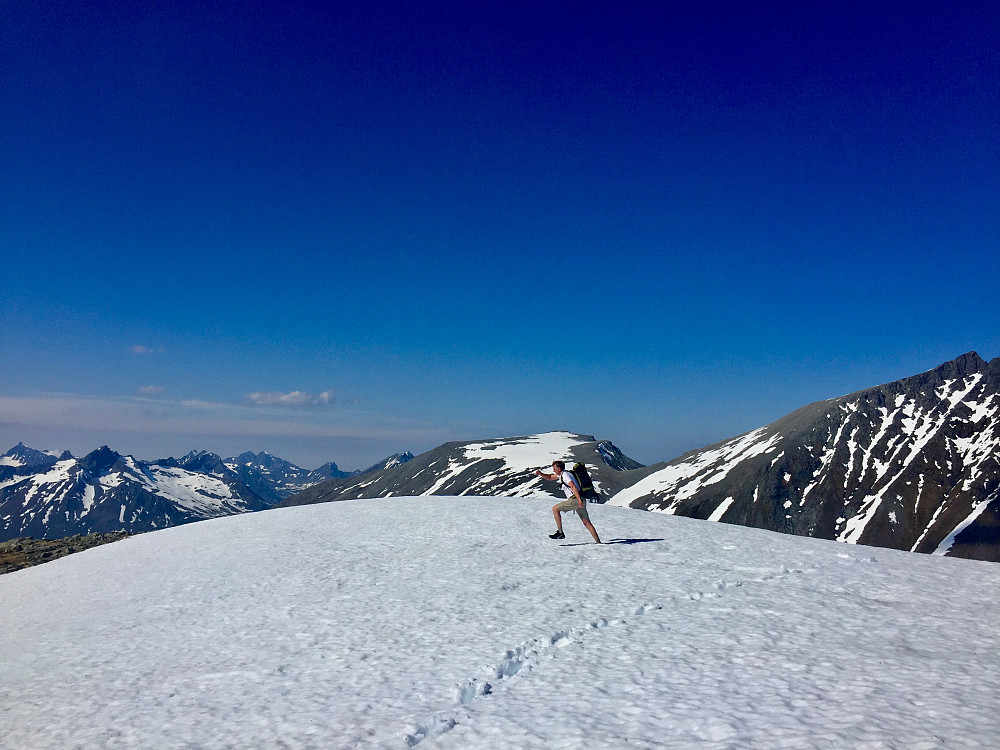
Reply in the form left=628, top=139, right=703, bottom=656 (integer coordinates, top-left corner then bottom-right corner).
left=406, top=715, right=457, bottom=747
left=688, top=591, right=718, bottom=600
left=495, top=646, right=530, bottom=679
left=456, top=679, right=491, bottom=706
left=551, top=630, right=573, bottom=648
left=713, top=579, right=742, bottom=590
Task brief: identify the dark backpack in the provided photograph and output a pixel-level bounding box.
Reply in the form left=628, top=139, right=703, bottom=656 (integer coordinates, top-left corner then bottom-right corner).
left=572, top=462, right=600, bottom=501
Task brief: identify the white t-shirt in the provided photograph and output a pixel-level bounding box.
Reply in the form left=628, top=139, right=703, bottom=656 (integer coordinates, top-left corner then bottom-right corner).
left=560, top=470, right=580, bottom=499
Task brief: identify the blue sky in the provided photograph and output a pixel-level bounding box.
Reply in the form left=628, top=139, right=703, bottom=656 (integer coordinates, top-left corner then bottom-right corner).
left=2, top=1, right=998, bottom=469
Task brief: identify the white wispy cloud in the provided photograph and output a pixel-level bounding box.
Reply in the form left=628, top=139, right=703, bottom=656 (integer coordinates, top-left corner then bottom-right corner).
left=138, top=385, right=164, bottom=395
left=246, top=390, right=336, bottom=407
left=0, top=392, right=438, bottom=444
left=131, top=345, right=154, bottom=355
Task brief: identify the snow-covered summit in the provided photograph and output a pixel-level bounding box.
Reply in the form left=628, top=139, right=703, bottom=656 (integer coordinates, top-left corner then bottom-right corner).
left=2, top=496, right=997, bottom=749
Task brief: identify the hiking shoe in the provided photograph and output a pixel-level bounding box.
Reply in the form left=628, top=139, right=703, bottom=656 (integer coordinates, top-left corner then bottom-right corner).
left=549, top=530, right=565, bottom=539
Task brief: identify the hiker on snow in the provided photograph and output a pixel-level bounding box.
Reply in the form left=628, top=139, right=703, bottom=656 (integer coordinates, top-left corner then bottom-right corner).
left=534, top=460, right=602, bottom=544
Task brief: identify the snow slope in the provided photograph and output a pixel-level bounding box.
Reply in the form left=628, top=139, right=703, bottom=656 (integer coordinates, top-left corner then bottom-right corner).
left=2, top=497, right=998, bottom=749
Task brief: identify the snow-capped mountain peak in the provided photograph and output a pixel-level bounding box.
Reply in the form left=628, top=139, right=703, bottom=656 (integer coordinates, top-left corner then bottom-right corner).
left=0, top=442, right=72, bottom=472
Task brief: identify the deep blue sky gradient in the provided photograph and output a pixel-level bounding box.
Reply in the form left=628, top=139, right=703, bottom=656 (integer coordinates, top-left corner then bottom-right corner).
left=2, top=2, right=998, bottom=468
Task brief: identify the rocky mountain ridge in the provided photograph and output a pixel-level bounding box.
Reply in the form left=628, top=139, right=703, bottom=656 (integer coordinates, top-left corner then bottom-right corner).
left=609, top=352, right=1000, bottom=562
left=0, top=442, right=72, bottom=483
left=281, top=432, right=643, bottom=507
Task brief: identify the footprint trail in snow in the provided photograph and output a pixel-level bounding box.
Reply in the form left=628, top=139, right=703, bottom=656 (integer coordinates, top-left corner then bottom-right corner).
left=405, top=563, right=805, bottom=746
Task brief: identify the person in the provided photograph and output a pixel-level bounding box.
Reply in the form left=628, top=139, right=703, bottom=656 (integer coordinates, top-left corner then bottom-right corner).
left=534, top=460, right=601, bottom=543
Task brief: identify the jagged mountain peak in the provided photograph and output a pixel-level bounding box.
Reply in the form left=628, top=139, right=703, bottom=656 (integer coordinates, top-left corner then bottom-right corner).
left=79, top=446, right=123, bottom=476
left=359, top=452, right=414, bottom=474
left=230, top=450, right=294, bottom=469
left=938, top=351, right=986, bottom=375
left=2, top=442, right=72, bottom=464
left=597, top=440, right=644, bottom=471
left=177, top=451, right=229, bottom=476
left=180, top=449, right=214, bottom=462
left=1, top=441, right=421, bottom=542
left=311, top=460, right=345, bottom=475
left=1, top=445, right=271, bottom=542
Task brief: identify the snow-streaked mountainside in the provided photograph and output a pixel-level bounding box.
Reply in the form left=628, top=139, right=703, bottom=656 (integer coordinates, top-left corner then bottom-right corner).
left=2, top=497, right=997, bottom=749
left=0, top=445, right=413, bottom=542
left=0, top=446, right=271, bottom=541
left=281, top=432, right=643, bottom=508
left=610, top=352, right=1000, bottom=562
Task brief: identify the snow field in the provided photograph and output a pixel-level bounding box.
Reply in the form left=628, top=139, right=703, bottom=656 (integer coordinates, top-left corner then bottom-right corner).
left=1, top=496, right=998, bottom=749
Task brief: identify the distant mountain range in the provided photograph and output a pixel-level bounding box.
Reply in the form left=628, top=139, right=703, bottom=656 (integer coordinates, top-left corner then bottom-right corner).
left=3, top=352, right=997, bottom=562
left=0, top=446, right=412, bottom=542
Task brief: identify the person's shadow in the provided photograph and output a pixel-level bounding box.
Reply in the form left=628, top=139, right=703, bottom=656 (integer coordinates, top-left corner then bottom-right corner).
left=605, top=538, right=665, bottom=545
left=559, top=538, right=665, bottom=547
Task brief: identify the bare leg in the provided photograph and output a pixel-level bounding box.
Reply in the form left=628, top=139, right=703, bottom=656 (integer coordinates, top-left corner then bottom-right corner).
left=582, top=518, right=601, bottom=544
left=552, top=506, right=563, bottom=532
